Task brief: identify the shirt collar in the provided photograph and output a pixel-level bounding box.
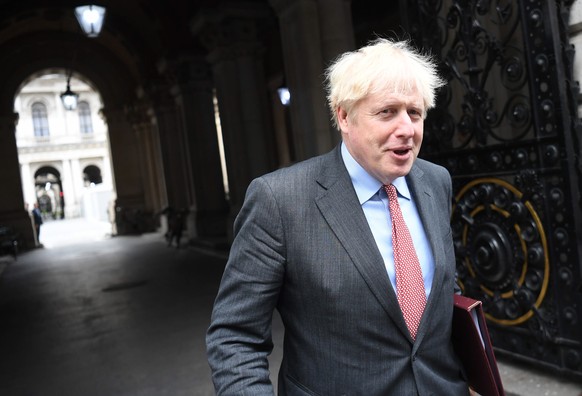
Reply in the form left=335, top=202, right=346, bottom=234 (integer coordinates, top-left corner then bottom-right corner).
left=341, top=142, right=412, bottom=204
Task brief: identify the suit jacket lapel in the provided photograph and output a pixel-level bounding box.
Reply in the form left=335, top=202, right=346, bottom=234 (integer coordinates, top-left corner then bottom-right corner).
left=314, top=147, right=409, bottom=336
left=406, top=165, right=446, bottom=346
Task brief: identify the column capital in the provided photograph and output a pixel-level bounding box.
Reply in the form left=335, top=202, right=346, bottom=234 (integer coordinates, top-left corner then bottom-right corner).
left=142, top=79, right=176, bottom=110
left=269, top=0, right=316, bottom=14
left=191, top=2, right=272, bottom=50
left=125, top=99, right=154, bottom=132
left=99, top=106, right=127, bottom=125
left=157, top=54, right=214, bottom=93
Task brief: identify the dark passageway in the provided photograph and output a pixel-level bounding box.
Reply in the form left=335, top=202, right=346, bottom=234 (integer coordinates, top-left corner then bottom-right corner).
left=0, top=233, right=284, bottom=395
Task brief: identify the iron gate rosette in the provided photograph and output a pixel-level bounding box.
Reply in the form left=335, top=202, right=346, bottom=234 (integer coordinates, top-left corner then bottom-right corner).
left=452, top=177, right=549, bottom=326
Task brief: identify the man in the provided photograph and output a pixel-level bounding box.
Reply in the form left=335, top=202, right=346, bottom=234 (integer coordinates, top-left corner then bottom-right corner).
left=32, top=202, right=43, bottom=245
left=207, top=38, right=469, bottom=395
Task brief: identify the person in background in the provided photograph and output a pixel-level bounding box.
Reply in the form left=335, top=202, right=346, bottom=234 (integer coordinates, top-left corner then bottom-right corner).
left=162, top=206, right=188, bottom=249
left=206, top=38, right=469, bottom=395
left=32, top=202, right=43, bottom=246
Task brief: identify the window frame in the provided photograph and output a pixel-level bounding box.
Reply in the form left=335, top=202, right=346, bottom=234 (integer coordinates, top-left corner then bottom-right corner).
left=31, top=101, right=50, bottom=137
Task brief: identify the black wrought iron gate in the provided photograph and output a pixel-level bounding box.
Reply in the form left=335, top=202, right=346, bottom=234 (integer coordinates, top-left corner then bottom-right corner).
left=401, top=0, right=582, bottom=378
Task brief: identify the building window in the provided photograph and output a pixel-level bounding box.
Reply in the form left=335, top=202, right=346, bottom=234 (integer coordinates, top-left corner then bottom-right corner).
left=78, top=101, right=93, bottom=134
left=32, top=102, right=49, bottom=137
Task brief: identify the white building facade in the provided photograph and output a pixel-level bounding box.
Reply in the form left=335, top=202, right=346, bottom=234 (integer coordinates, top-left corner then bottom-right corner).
left=15, top=73, right=115, bottom=222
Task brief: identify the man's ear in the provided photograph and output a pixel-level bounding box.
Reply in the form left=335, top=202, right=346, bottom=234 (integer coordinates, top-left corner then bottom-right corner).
left=337, top=107, right=349, bottom=130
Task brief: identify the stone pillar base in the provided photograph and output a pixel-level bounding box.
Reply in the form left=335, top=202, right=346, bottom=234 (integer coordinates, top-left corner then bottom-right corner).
left=114, top=203, right=157, bottom=235
left=0, top=209, right=36, bottom=251
left=186, top=207, right=229, bottom=247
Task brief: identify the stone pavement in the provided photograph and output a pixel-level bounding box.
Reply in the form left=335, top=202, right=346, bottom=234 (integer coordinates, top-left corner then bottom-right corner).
left=0, top=218, right=580, bottom=395
left=499, top=356, right=582, bottom=396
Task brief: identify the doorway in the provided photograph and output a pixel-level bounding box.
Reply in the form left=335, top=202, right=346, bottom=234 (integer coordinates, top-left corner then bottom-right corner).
left=15, top=71, right=116, bottom=247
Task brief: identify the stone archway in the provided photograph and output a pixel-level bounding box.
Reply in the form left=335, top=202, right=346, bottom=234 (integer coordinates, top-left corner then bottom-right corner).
left=34, top=166, right=63, bottom=220
left=0, top=29, right=166, bottom=244
left=83, top=165, right=103, bottom=186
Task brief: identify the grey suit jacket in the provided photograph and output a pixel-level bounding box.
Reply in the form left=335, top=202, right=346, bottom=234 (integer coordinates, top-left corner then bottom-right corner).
left=206, top=145, right=469, bottom=396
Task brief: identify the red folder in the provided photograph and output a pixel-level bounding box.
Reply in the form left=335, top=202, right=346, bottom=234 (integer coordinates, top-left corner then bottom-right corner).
left=452, top=294, right=505, bottom=396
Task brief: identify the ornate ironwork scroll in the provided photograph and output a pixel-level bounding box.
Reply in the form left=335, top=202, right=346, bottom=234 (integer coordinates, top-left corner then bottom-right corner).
left=402, top=0, right=582, bottom=378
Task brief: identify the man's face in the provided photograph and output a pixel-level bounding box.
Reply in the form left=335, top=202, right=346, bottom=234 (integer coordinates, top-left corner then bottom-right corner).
left=338, top=89, right=425, bottom=185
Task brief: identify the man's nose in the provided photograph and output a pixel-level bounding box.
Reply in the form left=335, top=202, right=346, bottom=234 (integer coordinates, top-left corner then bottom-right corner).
left=394, top=111, right=415, bottom=136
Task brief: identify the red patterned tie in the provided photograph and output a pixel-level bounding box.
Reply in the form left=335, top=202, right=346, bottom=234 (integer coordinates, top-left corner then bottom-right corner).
left=384, top=184, right=426, bottom=340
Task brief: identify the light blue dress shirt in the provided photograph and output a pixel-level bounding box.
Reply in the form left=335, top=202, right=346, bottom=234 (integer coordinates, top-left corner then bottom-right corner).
left=341, top=143, right=435, bottom=299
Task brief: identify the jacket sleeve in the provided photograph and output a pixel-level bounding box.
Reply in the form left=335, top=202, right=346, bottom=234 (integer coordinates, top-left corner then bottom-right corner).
left=206, top=176, right=285, bottom=395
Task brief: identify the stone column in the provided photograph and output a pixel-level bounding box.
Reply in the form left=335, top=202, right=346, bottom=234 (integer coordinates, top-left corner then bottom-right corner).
left=269, top=77, right=293, bottom=167
left=269, top=0, right=338, bottom=159
left=101, top=107, right=152, bottom=234
left=71, top=158, right=84, bottom=218
left=148, top=86, right=192, bottom=213
left=316, top=0, right=355, bottom=65
left=125, top=100, right=167, bottom=216
left=0, top=113, right=35, bottom=248
left=61, top=158, right=76, bottom=218
left=102, top=153, right=114, bottom=188
left=20, top=162, right=35, bottom=207
left=161, top=56, right=228, bottom=239
left=192, top=3, right=278, bottom=235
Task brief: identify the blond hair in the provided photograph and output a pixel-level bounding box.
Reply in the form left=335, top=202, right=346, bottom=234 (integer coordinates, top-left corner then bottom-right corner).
left=325, top=38, right=445, bottom=130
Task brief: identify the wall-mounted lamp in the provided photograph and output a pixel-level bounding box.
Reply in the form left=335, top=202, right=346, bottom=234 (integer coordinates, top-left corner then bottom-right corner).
left=277, top=87, right=291, bottom=106
left=75, top=5, right=106, bottom=38
left=60, top=76, right=79, bottom=111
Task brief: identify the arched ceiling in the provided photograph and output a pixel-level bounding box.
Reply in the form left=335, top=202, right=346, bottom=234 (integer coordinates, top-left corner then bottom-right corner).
left=0, top=1, right=251, bottom=111
left=0, top=0, right=398, bottom=112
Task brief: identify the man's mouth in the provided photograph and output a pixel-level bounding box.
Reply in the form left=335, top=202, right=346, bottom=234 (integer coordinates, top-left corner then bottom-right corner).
left=392, top=148, right=411, bottom=156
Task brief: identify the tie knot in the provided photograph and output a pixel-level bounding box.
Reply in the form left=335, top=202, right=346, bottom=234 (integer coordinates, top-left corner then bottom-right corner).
left=383, top=184, right=398, bottom=201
